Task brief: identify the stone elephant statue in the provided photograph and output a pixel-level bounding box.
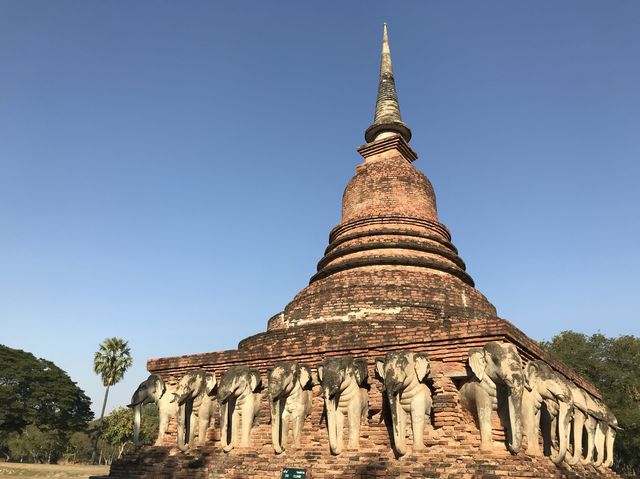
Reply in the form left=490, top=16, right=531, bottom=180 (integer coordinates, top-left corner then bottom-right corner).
left=174, top=369, right=217, bottom=451
left=592, top=397, right=619, bottom=468
left=268, top=362, right=312, bottom=454
left=317, top=356, right=368, bottom=455
left=459, top=341, right=524, bottom=453
left=128, top=374, right=178, bottom=446
left=522, top=360, right=573, bottom=464
left=217, top=365, right=262, bottom=452
left=565, top=381, right=599, bottom=466
left=375, top=351, right=432, bottom=456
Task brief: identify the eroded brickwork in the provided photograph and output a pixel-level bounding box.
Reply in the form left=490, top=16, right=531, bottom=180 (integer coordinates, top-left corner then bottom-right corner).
left=102, top=317, right=616, bottom=478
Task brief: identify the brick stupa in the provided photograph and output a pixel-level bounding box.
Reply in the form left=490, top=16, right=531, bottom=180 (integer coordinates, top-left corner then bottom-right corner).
left=107, top=26, right=619, bottom=479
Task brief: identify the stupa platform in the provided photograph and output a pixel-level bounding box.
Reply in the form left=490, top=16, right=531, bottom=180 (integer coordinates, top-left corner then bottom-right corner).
left=103, top=315, right=616, bottom=478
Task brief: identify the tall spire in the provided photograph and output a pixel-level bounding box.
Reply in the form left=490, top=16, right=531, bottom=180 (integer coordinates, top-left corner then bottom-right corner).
left=365, top=23, right=412, bottom=144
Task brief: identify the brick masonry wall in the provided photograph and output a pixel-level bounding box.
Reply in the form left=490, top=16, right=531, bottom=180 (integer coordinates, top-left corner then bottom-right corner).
left=102, top=317, right=615, bottom=479
left=274, top=267, right=497, bottom=330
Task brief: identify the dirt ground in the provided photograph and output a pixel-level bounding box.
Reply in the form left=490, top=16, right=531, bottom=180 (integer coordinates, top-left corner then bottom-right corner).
left=0, top=462, right=109, bottom=479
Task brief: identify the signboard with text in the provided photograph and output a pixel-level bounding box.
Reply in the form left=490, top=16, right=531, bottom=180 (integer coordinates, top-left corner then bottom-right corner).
left=281, top=467, right=309, bottom=479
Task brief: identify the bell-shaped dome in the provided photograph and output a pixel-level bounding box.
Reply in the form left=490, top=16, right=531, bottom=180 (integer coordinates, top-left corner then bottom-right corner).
left=266, top=26, right=497, bottom=331
left=267, top=135, right=496, bottom=331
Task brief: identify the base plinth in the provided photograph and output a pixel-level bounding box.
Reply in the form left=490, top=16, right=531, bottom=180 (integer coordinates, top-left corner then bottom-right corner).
left=105, top=318, right=617, bottom=478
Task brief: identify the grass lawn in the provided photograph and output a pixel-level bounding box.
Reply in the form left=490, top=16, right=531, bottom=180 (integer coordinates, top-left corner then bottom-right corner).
left=0, top=462, right=109, bottom=479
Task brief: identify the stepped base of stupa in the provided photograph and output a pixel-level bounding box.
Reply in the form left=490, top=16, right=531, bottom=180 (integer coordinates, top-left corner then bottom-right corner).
left=108, top=442, right=620, bottom=479
left=103, top=317, right=619, bottom=478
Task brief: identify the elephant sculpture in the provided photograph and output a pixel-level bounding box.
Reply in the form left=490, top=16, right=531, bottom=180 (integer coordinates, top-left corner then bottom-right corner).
left=565, top=381, right=598, bottom=466
left=317, top=356, right=368, bottom=455
left=217, top=365, right=262, bottom=452
left=459, top=341, right=524, bottom=453
left=128, top=374, right=178, bottom=446
left=267, top=362, right=313, bottom=454
left=592, top=397, right=619, bottom=468
left=375, top=351, right=432, bottom=456
left=174, top=369, right=217, bottom=451
left=522, top=360, right=573, bottom=464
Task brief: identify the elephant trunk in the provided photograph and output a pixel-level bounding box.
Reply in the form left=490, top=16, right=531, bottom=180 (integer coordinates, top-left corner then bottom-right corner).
left=593, top=421, right=606, bottom=467
left=389, top=391, right=407, bottom=456
left=271, top=397, right=284, bottom=454
left=550, top=400, right=570, bottom=464
left=507, top=388, right=523, bottom=454
left=177, top=401, right=190, bottom=452
left=603, top=426, right=616, bottom=468
left=177, top=401, right=188, bottom=452
left=581, top=416, right=597, bottom=465
left=566, top=411, right=585, bottom=465
left=325, top=392, right=341, bottom=455
left=132, top=404, right=142, bottom=446
left=220, top=400, right=233, bottom=452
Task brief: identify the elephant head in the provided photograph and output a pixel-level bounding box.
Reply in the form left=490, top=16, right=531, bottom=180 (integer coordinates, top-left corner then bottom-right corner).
left=564, top=382, right=590, bottom=465
left=524, top=360, right=573, bottom=464
left=468, top=341, right=524, bottom=453
left=375, top=351, right=430, bottom=456
left=174, top=370, right=217, bottom=451
left=129, top=374, right=166, bottom=446
left=218, top=366, right=262, bottom=452
left=591, top=398, right=619, bottom=468
left=268, top=362, right=312, bottom=454
left=317, top=356, right=368, bottom=455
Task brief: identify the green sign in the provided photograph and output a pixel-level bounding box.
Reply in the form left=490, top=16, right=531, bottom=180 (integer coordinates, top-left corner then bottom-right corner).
left=281, top=467, right=308, bottom=479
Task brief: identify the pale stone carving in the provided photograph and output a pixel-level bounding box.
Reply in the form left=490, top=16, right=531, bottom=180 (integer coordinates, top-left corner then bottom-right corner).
left=174, top=369, right=217, bottom=451
left=317, top=356, right=368, bottom=455
left=267, top=362, right=313, bottom=454
left=375, top=351, right=432, bottom=456
left=564, top=383, right=618, bottom=468
left=129, top=374, right=178, bottom=446
left=217, top=365, right=262, bottom=452
left=522, top=360, right=573, bottom=464
left=565, top=381, right=598, bottom=465
left=459, top=341, right=524, bottom=453
left=592, top=397, right=619, bottom=468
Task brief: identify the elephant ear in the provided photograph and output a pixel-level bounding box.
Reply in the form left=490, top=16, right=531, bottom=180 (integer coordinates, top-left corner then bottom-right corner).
left=205, top=372, right=217, bottom=395
left=354, top=359, right=368, bottom=386
left=298, top=366, right=311, bottom=388
left=374, top=358, right=385, bottom=380
left=194, top=370, right=207, bottom=395
left=249, top=371, right=262, bottom=392
left=468, top=348, right=487, bottom=382
left=317, top=365, right=324, bottom=383
left=414, top=353, right=430, bottom=382
left=154, top=375, right=167, bottom=397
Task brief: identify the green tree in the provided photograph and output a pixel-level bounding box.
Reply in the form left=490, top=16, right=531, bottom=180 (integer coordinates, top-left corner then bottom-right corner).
left=93, top=337, right=133, bottom=423
left=0, top=345, right=93, bottom=459
left=7, top=424, right=63, bottom=463
left=65, top=431, right=93, bottom=463
left=544, top=331, right=640, bottom=477
left=92, top=405, right=158, bottom=463
left=100, top=407, right=133, bottom=459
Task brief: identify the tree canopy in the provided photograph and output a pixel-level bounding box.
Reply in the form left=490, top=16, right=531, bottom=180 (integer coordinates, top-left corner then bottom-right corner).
left=93, top=338, right=133, bottom=389
left=93, top=337, right=133, bottom=423
left=0, top=344, right=93, bottom=458
left=544, top=331, right=640, bottom=476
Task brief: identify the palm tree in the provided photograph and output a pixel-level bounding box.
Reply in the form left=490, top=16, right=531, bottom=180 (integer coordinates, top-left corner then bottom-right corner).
left=93, top=337, right=133, bottom=423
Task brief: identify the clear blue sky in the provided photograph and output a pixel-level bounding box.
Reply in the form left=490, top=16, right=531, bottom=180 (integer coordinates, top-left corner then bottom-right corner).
left=1, top=1, right=638, bottom=416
